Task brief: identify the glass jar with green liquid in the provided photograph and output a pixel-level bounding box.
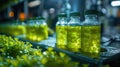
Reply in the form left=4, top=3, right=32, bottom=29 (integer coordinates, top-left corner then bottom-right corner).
left=26, top=17, right=48, bottom=42
left=13, top=20, right=26, bottom=36
left=81, top=10, right=101, bottom=58
left=56, top=13, right=67, bottom=49
left=7, top=20, right=26, bottom=36
left=67, top=12, right=82, bottom=52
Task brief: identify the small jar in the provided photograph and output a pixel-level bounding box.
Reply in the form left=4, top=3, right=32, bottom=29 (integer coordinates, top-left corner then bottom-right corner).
left=56, top=13, right=67, bottom=49
left=81, top=10, right=101, bottom=58
left=67, top=12, right=82, bottom=52
left=8, top=20, right=26, bottom=36
left=26, top=17, right=48, bottom=42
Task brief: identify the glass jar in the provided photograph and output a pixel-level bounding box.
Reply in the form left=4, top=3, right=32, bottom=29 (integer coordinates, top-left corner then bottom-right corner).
left=7, top=20, right=26, bottom=36
left=81, top=10, right=101, bottom=58
left=56, top=13, right=67, bottom=49
left=67, top=12, right=82, bottom=52
left=26, top=17, right=48, bottom=42
left=36, top=17, right=48, bottom=41
left=14, top=20, right=26, bottom=36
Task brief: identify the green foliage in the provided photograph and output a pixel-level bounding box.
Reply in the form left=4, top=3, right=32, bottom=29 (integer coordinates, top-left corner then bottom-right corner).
left=0, top=35, right=79, bottom=67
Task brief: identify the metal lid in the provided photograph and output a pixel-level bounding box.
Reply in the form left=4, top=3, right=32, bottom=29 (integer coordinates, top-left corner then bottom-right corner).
left=58, top=13, right=67, bottom=17
left=36, top=16, right=45, bottom=20
left=70, top=12, right=80, bottom=16
left=84, top=9, right=98, bottom=15
left=27, top=17, right=35, bottom=20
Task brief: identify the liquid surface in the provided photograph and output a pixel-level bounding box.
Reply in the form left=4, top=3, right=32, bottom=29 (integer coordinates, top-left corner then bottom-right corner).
left=81, top=25, right=101, bottom=58
left=26, top=25, right=48, bottom=42
left=56, top=26, right=67, bottom=49
left=67, top=26, right=81, bottom=52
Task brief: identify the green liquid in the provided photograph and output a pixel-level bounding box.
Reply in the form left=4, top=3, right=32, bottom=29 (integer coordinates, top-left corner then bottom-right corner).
left=12, top=25, right=26, bottom=36
left=56, top=26, right=67, bottom=49
left=81, top=25, right=101, bottom=58
left=26, top=25, right=48, bottom=42
left=67, top=26, right=81, bottom=52
left=0, top=25, right=25, bottom=36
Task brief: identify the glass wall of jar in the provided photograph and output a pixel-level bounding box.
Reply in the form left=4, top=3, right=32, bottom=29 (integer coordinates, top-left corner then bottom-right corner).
left=56, top=13, right=67, bottom=49
left=0, top=20, right=25, bottom=36
left=67, top=12, right=82, bottom=52
left=26, top=17, right=48, bottom=42
left=12, top=20, right=26, bottom=36
left=81, top=10, right=101, bottom=59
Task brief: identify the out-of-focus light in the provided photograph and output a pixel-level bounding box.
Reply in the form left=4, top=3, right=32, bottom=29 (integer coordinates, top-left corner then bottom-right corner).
left=19, top=12, right=26, bottom=21
left=28, top=0, right=41, bottom=7
left=111, top=1, right=120, bottom=7
left=97, top=0, right=101, bottom=5
left=102, top=8, right=107, bottom=14
left=9, top=11, right=14, bottom=17
left=49, top=8, right=55, bottom=14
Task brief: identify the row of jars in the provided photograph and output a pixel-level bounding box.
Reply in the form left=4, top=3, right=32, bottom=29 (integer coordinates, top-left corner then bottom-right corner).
left=0, top=21, right=26, bottom=36
left=0, top=17, right=48, bottom=42
left=56, top=10, right=101, bottom=59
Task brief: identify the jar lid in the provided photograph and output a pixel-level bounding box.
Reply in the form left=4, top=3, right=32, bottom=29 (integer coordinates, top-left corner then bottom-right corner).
left=58, top=13, right=67, bottom=17
left=27, top=17, right=35, bottom=20
left=70, top=12, right=80, bottom=16
left=84, top=9, right=98, bottom=15
left=37, top=16, right=45, bottom=20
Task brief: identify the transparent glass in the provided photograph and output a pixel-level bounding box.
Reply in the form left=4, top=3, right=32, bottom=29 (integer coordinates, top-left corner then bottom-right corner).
left=56, top=17, right=67, bottom=49
left=6, top=21, right=26, bottom=36
left=26, top=19, right=48, bottom=42
left=84, top=15, right=99, bottom=25
left=67, top=16, right=81, bottom=52
left=81, top=15, right=101, bottom=58
left=13, top=21, right=26, bottom=36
